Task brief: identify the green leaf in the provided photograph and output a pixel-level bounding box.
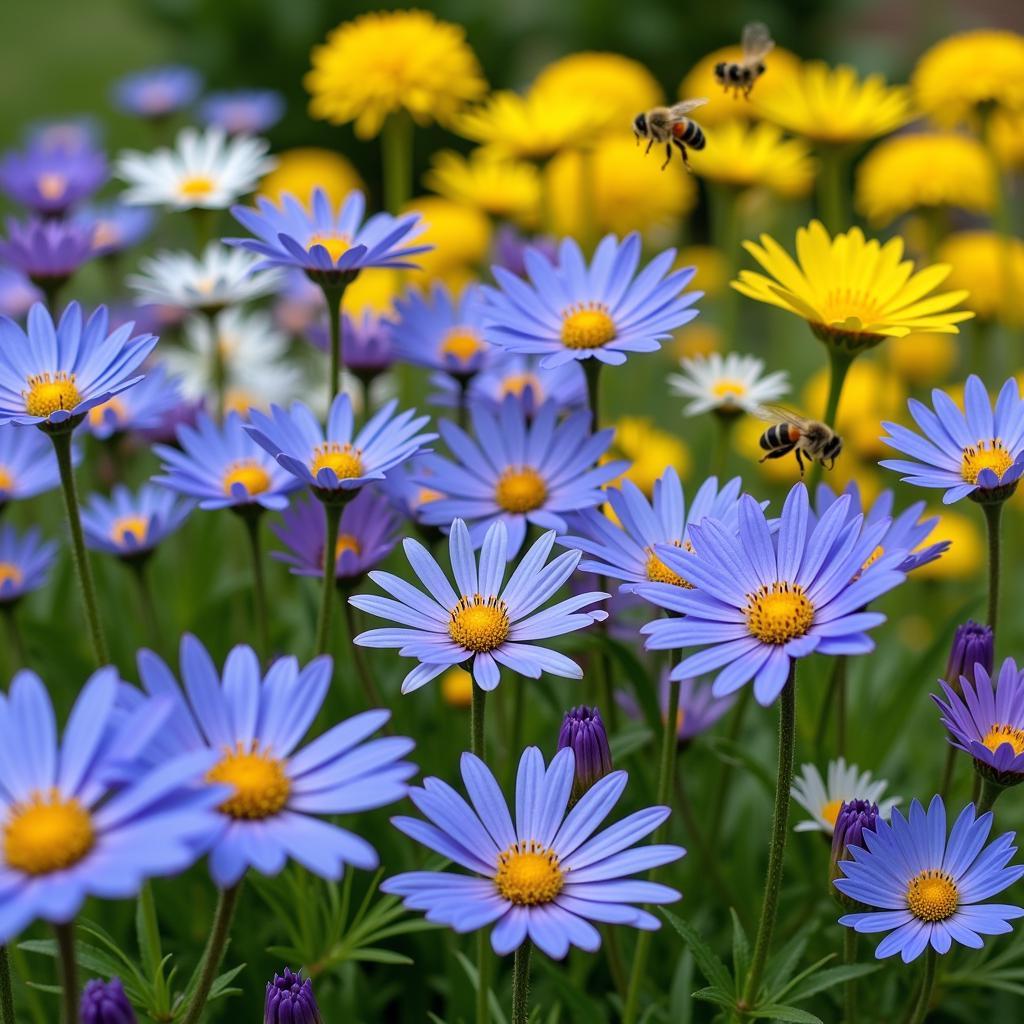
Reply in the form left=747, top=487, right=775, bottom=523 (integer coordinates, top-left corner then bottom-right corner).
left=691, top=986, right=737, bottom=1009
left=453, top=950, right=508, bottom=1024
left=769, top=953, right=834, bottom=1002
left=704, top=736, right=775, bottom=794
left=730, top=908, right=750, bottom=994
left=135, top=883, right=163, bottom=979
left=783, top=962, right=882, bottom=1002
left=748, top=1004, right=823, bottom=1023
left=762, top=930, right=809, bottom=996
left=346, top=948, right=414, bottom=966
left=660, top=909, right=734, bottom=994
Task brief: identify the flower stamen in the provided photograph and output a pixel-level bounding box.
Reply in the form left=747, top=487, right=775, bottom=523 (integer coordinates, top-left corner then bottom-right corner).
left=906, top=869, right=958, bottom=922
left=223, top=461, right=272, bottom=497
left=494, top=840, right=564, bottom=905
left=23, top=372, right=81, bottom=418
left=961, top=439, right=1013, bottom=485
left=560, top=302, right=616, bottom=350
left=981, top=723, right=1024, bottom=756
left=495, top=466, right=547, bottom=513
left=448, top=594, right=510, bottom=653
left=745, top=581, right=815, bottom=644
left=3, top=790, right=95, bottom=875
left=207, top=742, right=290, bottom=820
left=311, top=442, right=365, bottom=480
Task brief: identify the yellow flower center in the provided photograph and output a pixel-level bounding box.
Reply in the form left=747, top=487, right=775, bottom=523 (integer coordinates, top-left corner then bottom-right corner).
left=23, top=373, right=81, bottom=418
left=819, top=289, right=887, bottom=331
left=0, top=467, right=15, bottom=496
left=87, top=397, right=127, bottom=429
left=906, top=869, right=959, bottom=923
left=862, top=545, right=885, bottom=571
left=336, top=534, right=361, bottom=559
left=311, top=442, right=365, bottom=480
left=110, top=515, right=149, bottom=546
left=501, top=373, right=542, bottom=400
left=494, top=840, right=564, bottom=905
left=415, top=486, right=442, bottom=509
left=441, top=667, right=474, bottom=709
left=0, top=562, right=23, bottom=588
left=222, top=461, right=272, bottom=497
left=3, top=790, right=95, bottom=875
left=644, top=541, right=693, bottom=588
left=961, top=440, right=1013, bottom=485
left=37, top=172, right=67, bottom=201
left=91, top=221, right=120, bottom=251
left=307, top=233, right=352, bottom=262
left=712, top=379, right=747, bottom=400
left=560, top=303, right=616, bottom=350
left=745, top=582, right=815, bottom=645
left=206, top=743, right=291, bottom=820
left=495, top=466, right=547, bottom=513
left=821, top=799, right=844, bottom=827
left=178, top=174, right=216, bottom=200
left=448, top=595, right=510, bottom=653
left=440, top=328, right=485, bottom=365
left=981, top=723, right=1024, bottom=756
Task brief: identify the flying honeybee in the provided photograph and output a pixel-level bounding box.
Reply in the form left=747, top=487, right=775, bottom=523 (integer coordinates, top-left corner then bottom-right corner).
left=715, top=22, right=775, bottom=98
left=755, top=405, right=843, bottom=476
left=632, top=98, right=708, bottom=171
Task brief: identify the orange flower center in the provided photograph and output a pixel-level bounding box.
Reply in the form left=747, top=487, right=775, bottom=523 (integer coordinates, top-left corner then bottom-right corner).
left=307, top=233, right=352, bottom=262
left=495, top=467, right=547, bottom=513
left=206, top=743, right=290, bottom=820
left=906, top=869, right=958, bottom=923
left=448, top=595, right=510, bottom=653
left=311, top=442, right=364, bottom=480
left=178, top=174, right=216, bottom=200
left=110, top=515, right=149, bottom=546
left=440, top=328, right=485, bottom=365
left=981, top=723, right=1024, bottom=756
left=560, top=303, right=616, bottom=349
left=3, top=790, right=95, bottom=875
left=23, top=373, right=81, bottom=418
left=223, top=461, right=272, bottom=497
left=494, top=841, right=564, bottom=905
left=37, top=172, right=68, bottom=201
left=0, top=562, right=23, bottom=588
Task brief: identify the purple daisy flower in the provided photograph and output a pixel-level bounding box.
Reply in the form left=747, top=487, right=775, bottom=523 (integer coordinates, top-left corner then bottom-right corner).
left=82, top=483, right=193, bottom=560
left=74, top=202, right=155, bottom=257
left=0, top=422, right=72, bottom=504
left=84, top=363, right=185, bottom=440
left=557, top=706, right=613, bottom=799
left=881, top=376, right=1024, bottom=504
left=131, top=635, right=417, bottom=887
left=620, top=672, right=736, bottom=744
left=0, top=139, right=107, bottom=216
left=200, top=89, right=286, bottom=136
left=112, top=65, right=203, bottom=119
left=0, top=217, right=94, bottom=288
left=483, top=233, right=701, bottom=368
left=492, top=225, right=558, bottom=279
left=305, top=309, right=396, bottom=379
left=271, top=489, right=398, bottom=581
left=0, top=524, right=56, bottom=603
left=416, top=395, right=625, bottom=558
left=836, top=796, right=1024, bottom=961
left=80, top=977, right=136, bottom=1024
left=351, top=518, right=608, bottom=694
left=382, top=745, right=684, bottom=959
left=0, top=667, right=224, bottom=942
left=0, top=267, right=42, bottom=320
left=265, top=968, right=321, bottom=1024
left=638, top=483, right=907, bottom=706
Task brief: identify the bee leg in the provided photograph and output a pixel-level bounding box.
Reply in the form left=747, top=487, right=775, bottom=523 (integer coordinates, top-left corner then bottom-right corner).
left=760, top=445, right=795, bottom=463
left=645, top=139, right=654, bottom=155
left=661, top=143, right=672, bottom=170
left=676, top=142, right=692, bottom=172
left=795, top=449, right=806, bottom=476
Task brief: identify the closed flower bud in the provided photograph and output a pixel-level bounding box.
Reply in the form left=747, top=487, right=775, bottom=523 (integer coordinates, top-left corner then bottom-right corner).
left=557, top=705, right=612, bottom=801
left=830, top=799, right=880, bottom=903
left=945, top=621, right=994, bottom=690
left=80, top=978, right=136, bottom=1024
left=265, top=968, right=322, bottom=1024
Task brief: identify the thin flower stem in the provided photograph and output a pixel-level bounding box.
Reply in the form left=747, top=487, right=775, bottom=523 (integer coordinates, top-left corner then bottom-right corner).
left=583, top=358, right=602, bottom=430
left=382, top=111, right=413, bottom=214
left=976, top=775, right=1003, bottom=816
left=709, top=184, right=741, bottom=344
left=204, top=308, right=226, bottom=421
left=835, top=655, right=849, bottom=758
left=240, top=511, right=270, bottom=660
left=322, top=285, right=347, bottom=407
left=938, top=743, right=959, bottom=802
left=473, top=671, right=490, bottom=1024
left=982, top=500, right=1003, bottom=638
left=904, top=947, right=937, bottom=1024
left=817, top=145, right=849, bottom=235
left=0, top=946, right=14, bottom=1024
left=50, top=429, right=109, bottom=666
left=712, top=412, right=737, bottom=479
left=807, top=347, right=854, bottom=493
left=843, top=929, right=858, bottom=1024
left=511, top=939, right=532, bottom=1024
left=181, top=883, right=241, bottom=1024
left=709, top=688, right=751, bottom=846
left=742, top=666, right=797, bottom=1008
left=129, top=561, right=162, bottom=652
left=476, top=932, right=490, bottom=1024
left=456, top=375, right=471, bottom=431
left=341, top=599, right=385, bottom=709
left=315, top=502, right=343, bottom=656
left=471, top=682, right=487, bottom=758
left=1, top=605, right=26, bottom=673
left=55, top=923, right=77, bottom=1024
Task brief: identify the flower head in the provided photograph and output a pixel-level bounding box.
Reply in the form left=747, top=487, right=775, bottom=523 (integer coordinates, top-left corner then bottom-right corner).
left=0, top=422, right=69, bottom=504
left=792, top=759, right=899, bottom=835
left=402, top=197, right=491, bottom=286
left=82, top=483, right=192, bottom=561
left=382, top=746, right=684, bottom=958
left=484, top=234, right=701, bottom=368
left=0, top=268, right=41, bottom=319
left=259, top=148, right=363, bottom=207
left=830, top=799, right=879, bottom=887
left=881, top=376, right=1024, bottom=504
left=424, top=149, right=540, bottom=226
left=639, top=484, right=907, bottom=705
left=605, top=417, right=692, bottom=495
left=392, top=282, right=492, bottom=378
left=557, top=706, right=612, bottom=801
left=836, top=796, right=1024, bottom=961
left=265, top=968, right=321, bottom=1024
left=112, top=65, right=202, bottom=119
left=337, top=311, right=395, bottom=379
left=84, top=364, right=184, bottom=441
left=689, top=121, right=815, bottom=197
left=75, top=202, right=155, bottom=258
left=669, top=352, right=789, bottom=418
left=0, top=524, right=56, bottom=603
left=0, top=139, right=107, bottom=216
left=945, top=621, right=994, bottom=690
left=0, top=217, right=94, bottom=287
left=116, top=128, right=274, bottom=211
left=351, top=518, right=607, bottom=693
left=132, top=635, right=416, bottom=887
left=734, top=220, right=974, bottom=354
left=80, top=977, right=136, bottom=1024
left=200, top=89, right=285, bottom=135
left=938, top=232, right=1024, bottom=327
left=306, top=10, right=486, bottom=138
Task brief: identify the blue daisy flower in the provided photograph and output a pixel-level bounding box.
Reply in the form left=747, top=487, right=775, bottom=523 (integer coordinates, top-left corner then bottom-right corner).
left=153, top=410, right=300, bottom=512
left=131, top=634, right=417, bottom=887
left=199, top=89, right=286, bottom=136
left=415, top=395, right=625, bottom=558
left=560, top=469, right=745, bottom=593
left=0, top=218, right=95, bottom=288
left=85, top=363, right=185, bottom=440
left=836, top=795, right=1024, bottom=961
left=881, top=376, right=1024, bottom=504
left=381, top=745, right=684, bottom=959
left=73, top=201, right=155, bottom=257
left=482, top=233, right=701, bottom=368
left=228, top=188, right=430, bottom=288
left=638, top=483, right=907, bottom=705
left=112, top=65, right=203, bottom=119
left=0, top=422, right=75, bottom=504
left=0, top=303, right=156, bottom=429
left=0, top=666, right=224, bottom=942
left=0, top=523, right=56, bottom=603
left=0, top=138, right=107, bottom=217
left=245, top=393, right=435, bottom=498
left=350, top=518, right=608, bottom=693
left=82, top=483, right=193, bottom=560
left=392, top=282, right=492, bottom=378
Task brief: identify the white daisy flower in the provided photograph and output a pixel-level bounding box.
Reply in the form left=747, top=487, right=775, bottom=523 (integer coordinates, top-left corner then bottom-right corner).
left=127, top=243, right=282, bottom=313
left=668, top=352, right=789, bottom=417
left=791, top=758, right=900, bottom=835
left=115, top=126, right=274, bottom=210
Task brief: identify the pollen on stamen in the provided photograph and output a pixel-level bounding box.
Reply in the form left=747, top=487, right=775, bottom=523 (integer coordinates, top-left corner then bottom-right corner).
left=560, top=302, right=616, bottom=350
left=745, top=581, right=815, bottom=645
left=644, top=540, right=693, bottom=587
left=23, top=372, right=81, bottom=419
left=448, top=594, right=510, bottom=653
left=494, top=840, right=564, bottom=905
left=223, top=461, right=272, bottom=497
left=961, top=439, right=1013, bottom=485
left=981, top=723, right=1024, bottom=757
left=206, top=742, right=291, bottom=820
left=3, top=789, right=95, bottom=875
left=311, top=442, right=365, bottom=480
left=110, top=515, right=149, bottom=547
left=495, top=466, right=547, bottom=513
left=906, top=869, right=958, bottom=922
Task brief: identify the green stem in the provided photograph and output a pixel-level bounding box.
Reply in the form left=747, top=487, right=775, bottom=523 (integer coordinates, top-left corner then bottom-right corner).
left=471, top=682, right=487, bottom=758
left=39, top=279, right=65, bottom=318
left=240, top=510, right=270, bottom=660
left=138, top=882, right=162, bottom=969
left=938, top=743, right=959, bottom=802
left=807, top=347, right=854, bottom=493
left=843, top=929, right=858, bottom=1024
left=0, top=946, right=14, bottom=1024
left=456, top=375, right=472, bottom=432
left=55, top=923, right=77, bottom=1024
left=342, top=600, right=385, bottom=708
left=381, top=111, right=413, bottom=214
left=977, top=775, right=1003, bottom=816
left=814, top=656, right=841, bottom=762
left=578, top=144, right=598, bottom=253
left=8, top=945, right=44, bottom=1024
left=205, top=309, right=226, bottom=421
left=981, top=500, right=1003, bottom=638
left=129, top=560, right=162, bottom=652
left=315, top=502, right=343, bottom=656
left=742, top=666, right=797, bottom=1007
left=472, top=674, right=489, bottom=1024
left=511, top=940, right=532, bottom=1024
left=709, top=184, right=742, bottom=343
left=712, top=413, right=738, bottom=479
left=904, top=947, right=937, bottom=1024
left=1, top=605, right=26, bottom=673
left=181, top=883, right=241, bottom=1024
left=476, top=931, right=491, bottom=1024
left=322, top=285, right=346, bottom=408
left=583, top=358, right=602, bottom=430
left=50, top=428, right=109, bottom=666
left=835, top=656, right=848, bottom=758
left=817, top=146, right=849, bottom=235
left=709, top=688, right=751, bottom=846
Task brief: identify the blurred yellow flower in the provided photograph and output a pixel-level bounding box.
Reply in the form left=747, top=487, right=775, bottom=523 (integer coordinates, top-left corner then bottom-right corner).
left=607, top=417, right=691, bottom=495
left=855, top=133, right=995, bottom=226
left=734, top=220, right=974, bottom=353
left=679, top=45, right=802, bottom=126
left=533, top=52, right=663, bottom=130
left=913, top=509, right=983, bottom=582
left=754, top=62, right=912, bottom=146
left=259, top=148, right=363, bottom=205
left=689, top=120, right=815, bottom=197
left=912, top=30, right=1024, bottom=127
left=886, top=333, right=958, bottom=388
left=990, top=109, right=1024, bottom=170
left=938, top=231, right=1024, bottom=326
left=441, top=667, right=473, bottom=709
left=672, top=323, right=722, bottom=360
left=306, top=10, right=487, bottom=138
left=402, top=196, right=491, bottom=282
left=546, top=135, right=696, bottom=238
left=678, top=246, right=728, bottom=299
left=424, top=149, right=540, bottom=226
left=342, top=269, right=402, bottom=317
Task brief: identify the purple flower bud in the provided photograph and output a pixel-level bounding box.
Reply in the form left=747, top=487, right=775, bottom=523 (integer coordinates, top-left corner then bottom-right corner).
left=80, top=978, right=136, bottom=1024
left=830, top=799, right=879, bottom=897
left=945, top=621, right=994, bottom=691
left=557, top=706, right=612, bottom=800
left=265, top=968, right=322, bottom=1024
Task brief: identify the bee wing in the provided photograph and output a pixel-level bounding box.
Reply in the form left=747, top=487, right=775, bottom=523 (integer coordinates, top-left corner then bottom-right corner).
left=668, top=98, right=709, bottom=118
left=752, top=403, right=810, bottom=428
left=741, top=21, right=775, bottom=62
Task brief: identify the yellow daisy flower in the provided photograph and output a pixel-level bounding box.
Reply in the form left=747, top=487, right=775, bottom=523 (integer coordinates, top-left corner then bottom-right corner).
left=689, top=120, right=815, bottom=197
left=424, top=149, right=540, bottom=226
left=912, top=29, right=1024, bottom=127
left=990, top=109, right=1024, bottom=170
left=402, top=196, right=491, bottom=283
left=679, top=45, right=802, bottom=126
left=342, top=269, right=402, bottom=318
left=754, top=62, right=912, bottom=146
left=938, top=231, right=1024, bottom=326
left=441, top=667, right=473, bottom=709
left=855, top=133, right=995, bottom=226
left=672, top=323, right=722, bottom=360
left=912, top=509, right=983, bottom=582
left=305, top=10, right=487, bottom=138
left=259, top=147, right=363, bottom=205
left=886, top=333, right=959, bottom=388
left=733, top=220, right=974, bottom=353
left=606, top=417, right=691, bottom=495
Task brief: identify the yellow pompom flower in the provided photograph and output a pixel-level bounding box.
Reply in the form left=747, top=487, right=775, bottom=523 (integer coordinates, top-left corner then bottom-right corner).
left=912, top=509, right=983, bottom=582
left=305, top=10, right=487, bottom=138
left=424, top=149, right=540, bottom=226
left=912, top=30, right=1024, bottom=127
left=605, top=417, right=691, bottom=495
left=990, top=110, right=1024, bottom=170
left=754, top=62, right=912, bottom=146
left=689, top=120, right=815, bottom=197
left=678, top=246, right=728, bottom=299
left=402, top=196, right=491, bottom=283
left=855, top=133, right=995, bottom=226
left=342, top=269, right=402, bottom=318
left=441, top=667, right=473, bottom=709
left=259, top=148, right=363, bottom=205
left=733, top=220, right=974, bottom=354
left=672, top=323, right=722, bottom=360
left=938, top=231, right=1024, bottom=326
left=679, top=45, right=802, bottom=127
left=886, top=333, right=959, bottom=388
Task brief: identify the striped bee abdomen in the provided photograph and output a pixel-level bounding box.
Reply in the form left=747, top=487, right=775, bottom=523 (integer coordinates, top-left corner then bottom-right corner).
left=760, top=423, right=799, bottom=449
left=673, top=120, right=706, bottom=150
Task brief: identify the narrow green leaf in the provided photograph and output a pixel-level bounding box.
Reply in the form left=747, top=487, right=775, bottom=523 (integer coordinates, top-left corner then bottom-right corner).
left=730, top=908, right=750, bottom=993
left=691, top=986, right=737, bottom=1009
left=660, top=909, right=734, bottom=994
left=748, top=1004, right=823, bottom=1023
left=784, top=962, right=881, bottom=1002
